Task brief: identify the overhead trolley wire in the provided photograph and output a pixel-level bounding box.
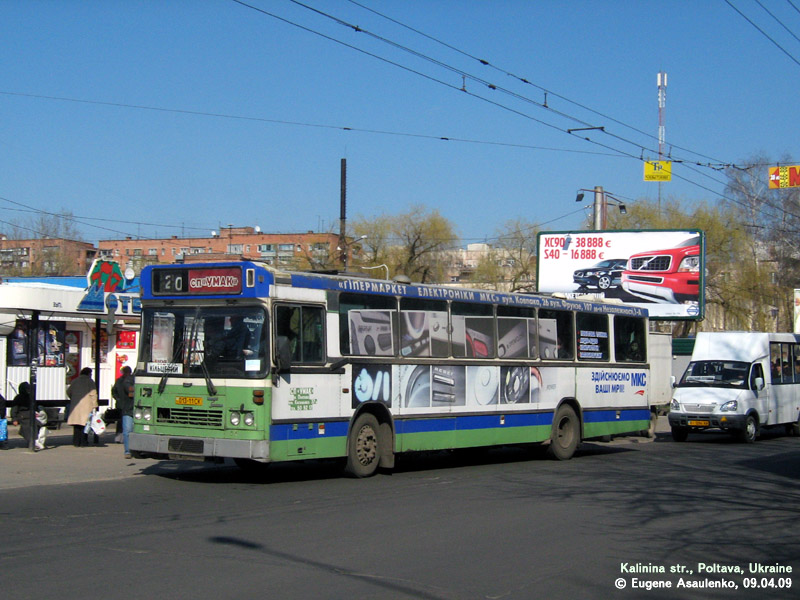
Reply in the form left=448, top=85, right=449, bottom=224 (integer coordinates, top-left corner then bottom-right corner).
left=275, top=0, right=800, bottom=227
left=725, top=0, right=800, bottom=68
left=340, top=0, right=731, bottom=167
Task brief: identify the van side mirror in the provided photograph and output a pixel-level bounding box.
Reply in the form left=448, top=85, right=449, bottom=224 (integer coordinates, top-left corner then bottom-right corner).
left=670, top=375, right=676, bottom=388
left=754, top=376, right=764, bottom=391
left=275, top=336, right=293, bottom=373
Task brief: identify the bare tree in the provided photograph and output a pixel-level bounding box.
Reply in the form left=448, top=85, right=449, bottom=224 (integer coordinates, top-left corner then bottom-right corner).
left=353, top=205, right=457, bottom=283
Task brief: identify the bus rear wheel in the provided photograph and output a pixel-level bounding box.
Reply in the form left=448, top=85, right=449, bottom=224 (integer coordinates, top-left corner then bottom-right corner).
left=345, top=413, right=381, bottom=477
left=788, top=415, right=800, bottom=437
left=547, top=405, right=579, bottom=460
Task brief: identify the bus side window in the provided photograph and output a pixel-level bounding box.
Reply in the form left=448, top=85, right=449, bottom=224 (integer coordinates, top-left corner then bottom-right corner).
left=497, top=306, right=536, bottom=359
left=275, top=304, right=325, bottom=364
left=339, top=293, right=397, bottom=357
left=399, top=298, right=449, bottom=358
left=451, top=302, right=495, bottom=359
left=614, top=315, right=646, bottom=363
left=576, top=312, right=609, bottom=361
left=539, top=310, right=573, bottom=360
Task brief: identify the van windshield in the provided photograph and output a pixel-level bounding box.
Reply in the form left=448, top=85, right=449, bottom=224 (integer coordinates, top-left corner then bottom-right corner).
left=678, top=360, right=751, bottom=389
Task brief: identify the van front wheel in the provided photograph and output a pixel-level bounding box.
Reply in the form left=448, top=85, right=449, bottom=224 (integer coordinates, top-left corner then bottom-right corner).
left=737, top=415, right=758, bottom=444
left=671, top=427, right=689, bottom=442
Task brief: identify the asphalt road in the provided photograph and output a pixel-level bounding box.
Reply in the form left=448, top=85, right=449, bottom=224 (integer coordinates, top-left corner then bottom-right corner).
left=2, top=422, right=799, bottom=600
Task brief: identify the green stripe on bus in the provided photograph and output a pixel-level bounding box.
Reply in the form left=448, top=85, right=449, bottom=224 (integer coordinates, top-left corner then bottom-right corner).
left=583, top=419, right=649, bottom=438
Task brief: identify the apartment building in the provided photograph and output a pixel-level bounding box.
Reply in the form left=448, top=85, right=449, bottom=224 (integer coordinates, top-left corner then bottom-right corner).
left=0, top=235, right=97, bottom=276
left=97, top=227, right=343, bottom=273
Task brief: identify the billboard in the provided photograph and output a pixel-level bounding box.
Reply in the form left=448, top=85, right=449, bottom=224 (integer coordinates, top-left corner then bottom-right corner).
left=768, top=165, right=800, bottom=189
left=644, top=160, right=672, bottom=181
left=537, top=230, right=704, bottom=320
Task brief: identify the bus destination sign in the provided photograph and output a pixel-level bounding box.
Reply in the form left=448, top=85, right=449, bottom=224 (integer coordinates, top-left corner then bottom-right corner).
left=152, top=267, right=243, bottom=296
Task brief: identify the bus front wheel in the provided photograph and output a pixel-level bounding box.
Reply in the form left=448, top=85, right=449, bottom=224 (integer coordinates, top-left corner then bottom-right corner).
left=345, top=413, right=381, bottom=477
left=547, top=405, right=579, bottom=460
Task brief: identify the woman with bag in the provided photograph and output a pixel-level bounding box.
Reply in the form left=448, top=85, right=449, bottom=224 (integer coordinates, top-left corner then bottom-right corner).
left=67, top=367, right=98, bottom=447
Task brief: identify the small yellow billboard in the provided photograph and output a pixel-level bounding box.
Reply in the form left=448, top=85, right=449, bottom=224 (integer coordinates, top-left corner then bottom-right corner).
left=644, top=160, right=672, bottom=181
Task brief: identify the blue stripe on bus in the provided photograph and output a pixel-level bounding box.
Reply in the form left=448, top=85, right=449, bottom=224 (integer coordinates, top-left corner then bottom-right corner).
left=396, top=412, right=553, bottom=434
left=271, top=421, right=349, bottom=440
left=270, top=409, right=648, bottom=440
left=582, top=409, right=650, bottom=423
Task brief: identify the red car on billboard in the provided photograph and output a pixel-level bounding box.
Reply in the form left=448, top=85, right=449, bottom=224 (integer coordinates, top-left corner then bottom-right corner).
left=621, top=235, right=701, bottom=304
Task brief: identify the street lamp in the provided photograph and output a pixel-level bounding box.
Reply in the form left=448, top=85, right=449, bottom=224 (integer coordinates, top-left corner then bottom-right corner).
left=360, top=264, right=390, bottom=280
left=576, top=186, right=627, bottom=230
left=337, top=234, right=367, bottom=271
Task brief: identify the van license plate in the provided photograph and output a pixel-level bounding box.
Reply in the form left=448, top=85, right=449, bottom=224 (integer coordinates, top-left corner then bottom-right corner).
left=688, top=420, right=709, bottom=427
left=176, top=396, right=203, bottom=406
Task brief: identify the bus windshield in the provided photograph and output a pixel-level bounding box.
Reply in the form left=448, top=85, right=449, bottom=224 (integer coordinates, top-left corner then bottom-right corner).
left=140, top=306, right=268, bottom=378
left=678, top=360, right=750, bottom=389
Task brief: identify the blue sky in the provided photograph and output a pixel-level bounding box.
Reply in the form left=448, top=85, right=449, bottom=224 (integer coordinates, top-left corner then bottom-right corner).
left=1, top=0, right=798, bottom=246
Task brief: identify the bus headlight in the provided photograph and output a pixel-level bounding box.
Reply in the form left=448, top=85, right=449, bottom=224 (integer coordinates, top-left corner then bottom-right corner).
left=244, top=412, right=255, bottom=426
left=670, top=399, right=680, bottom=412
left=720, top=400, right=738, bottom=412
left=135, top=407, right=152, bottom=421
left=230, top=411, right=241, bottom=426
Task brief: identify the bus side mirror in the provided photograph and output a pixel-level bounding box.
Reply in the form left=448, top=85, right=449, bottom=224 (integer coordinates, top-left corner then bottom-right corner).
left=275, top=336, right=293, bottom=373
left=754, top=377, right=764, bottom=391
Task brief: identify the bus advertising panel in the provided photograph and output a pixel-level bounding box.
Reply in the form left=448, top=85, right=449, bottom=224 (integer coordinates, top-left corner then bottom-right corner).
left=536, top=229, right=704, bottom=320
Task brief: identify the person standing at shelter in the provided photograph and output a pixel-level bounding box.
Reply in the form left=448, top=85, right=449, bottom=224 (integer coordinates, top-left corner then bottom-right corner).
left=67, top=367, right=98, bottom=447
left=0, top=391, right=7, bottom=450
left=10, top=382, right=46, bottom=450
left=112, top=366, right=135, bottom=459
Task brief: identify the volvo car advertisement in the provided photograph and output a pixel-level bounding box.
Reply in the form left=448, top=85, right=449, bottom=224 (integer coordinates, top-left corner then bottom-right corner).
left=536, top=230, right=704, bottom=320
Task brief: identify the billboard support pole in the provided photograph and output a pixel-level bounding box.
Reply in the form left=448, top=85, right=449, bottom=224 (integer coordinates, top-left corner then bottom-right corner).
left=593, top=186, right=604, bottom=230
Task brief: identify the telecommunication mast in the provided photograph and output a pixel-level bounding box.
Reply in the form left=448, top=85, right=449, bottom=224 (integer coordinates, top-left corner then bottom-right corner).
left=657, top=71, right=667, bottom=209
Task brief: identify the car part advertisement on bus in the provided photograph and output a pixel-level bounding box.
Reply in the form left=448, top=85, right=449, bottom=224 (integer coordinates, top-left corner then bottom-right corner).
left=536, top=229, right=705, bottom=320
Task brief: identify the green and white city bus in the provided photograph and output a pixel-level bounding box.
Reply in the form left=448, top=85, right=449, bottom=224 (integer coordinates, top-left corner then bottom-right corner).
left=130, top=261, right=653, bottom=477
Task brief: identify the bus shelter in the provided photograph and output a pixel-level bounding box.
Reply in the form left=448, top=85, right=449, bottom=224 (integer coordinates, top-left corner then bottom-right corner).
left=0, top=267, right=140, bottom=441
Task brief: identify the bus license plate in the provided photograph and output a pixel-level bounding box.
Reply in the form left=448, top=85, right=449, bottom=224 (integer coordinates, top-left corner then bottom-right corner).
left=176, top=396, right=203, bottom=406
left=688, top=420, right=709, bottom=427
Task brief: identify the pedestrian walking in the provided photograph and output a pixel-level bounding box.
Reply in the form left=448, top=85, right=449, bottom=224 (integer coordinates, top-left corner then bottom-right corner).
left=112, top=366, right=135, bottom=459
left=66, top=367, right=98, bottom=447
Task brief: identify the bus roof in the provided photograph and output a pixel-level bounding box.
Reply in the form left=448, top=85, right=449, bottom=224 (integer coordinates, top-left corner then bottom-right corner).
left=141, top=261, right=649, bottom=318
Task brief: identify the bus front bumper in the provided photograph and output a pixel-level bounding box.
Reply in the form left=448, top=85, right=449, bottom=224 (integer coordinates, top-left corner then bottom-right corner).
left=130, top=432, right=270, bottom=462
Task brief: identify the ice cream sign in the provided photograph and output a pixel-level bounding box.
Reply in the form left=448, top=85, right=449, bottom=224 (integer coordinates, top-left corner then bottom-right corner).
left=77, top=259, right=141, bottom=315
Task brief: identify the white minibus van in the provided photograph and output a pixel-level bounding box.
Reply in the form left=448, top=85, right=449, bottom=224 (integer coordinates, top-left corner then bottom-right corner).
left=669, top=332, right=800, bottom=442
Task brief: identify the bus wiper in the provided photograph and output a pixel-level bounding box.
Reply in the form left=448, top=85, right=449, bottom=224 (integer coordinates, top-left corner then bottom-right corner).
left=200, top=356, right=217, bottom=396
left=186, top=313, right=217, bottom=396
